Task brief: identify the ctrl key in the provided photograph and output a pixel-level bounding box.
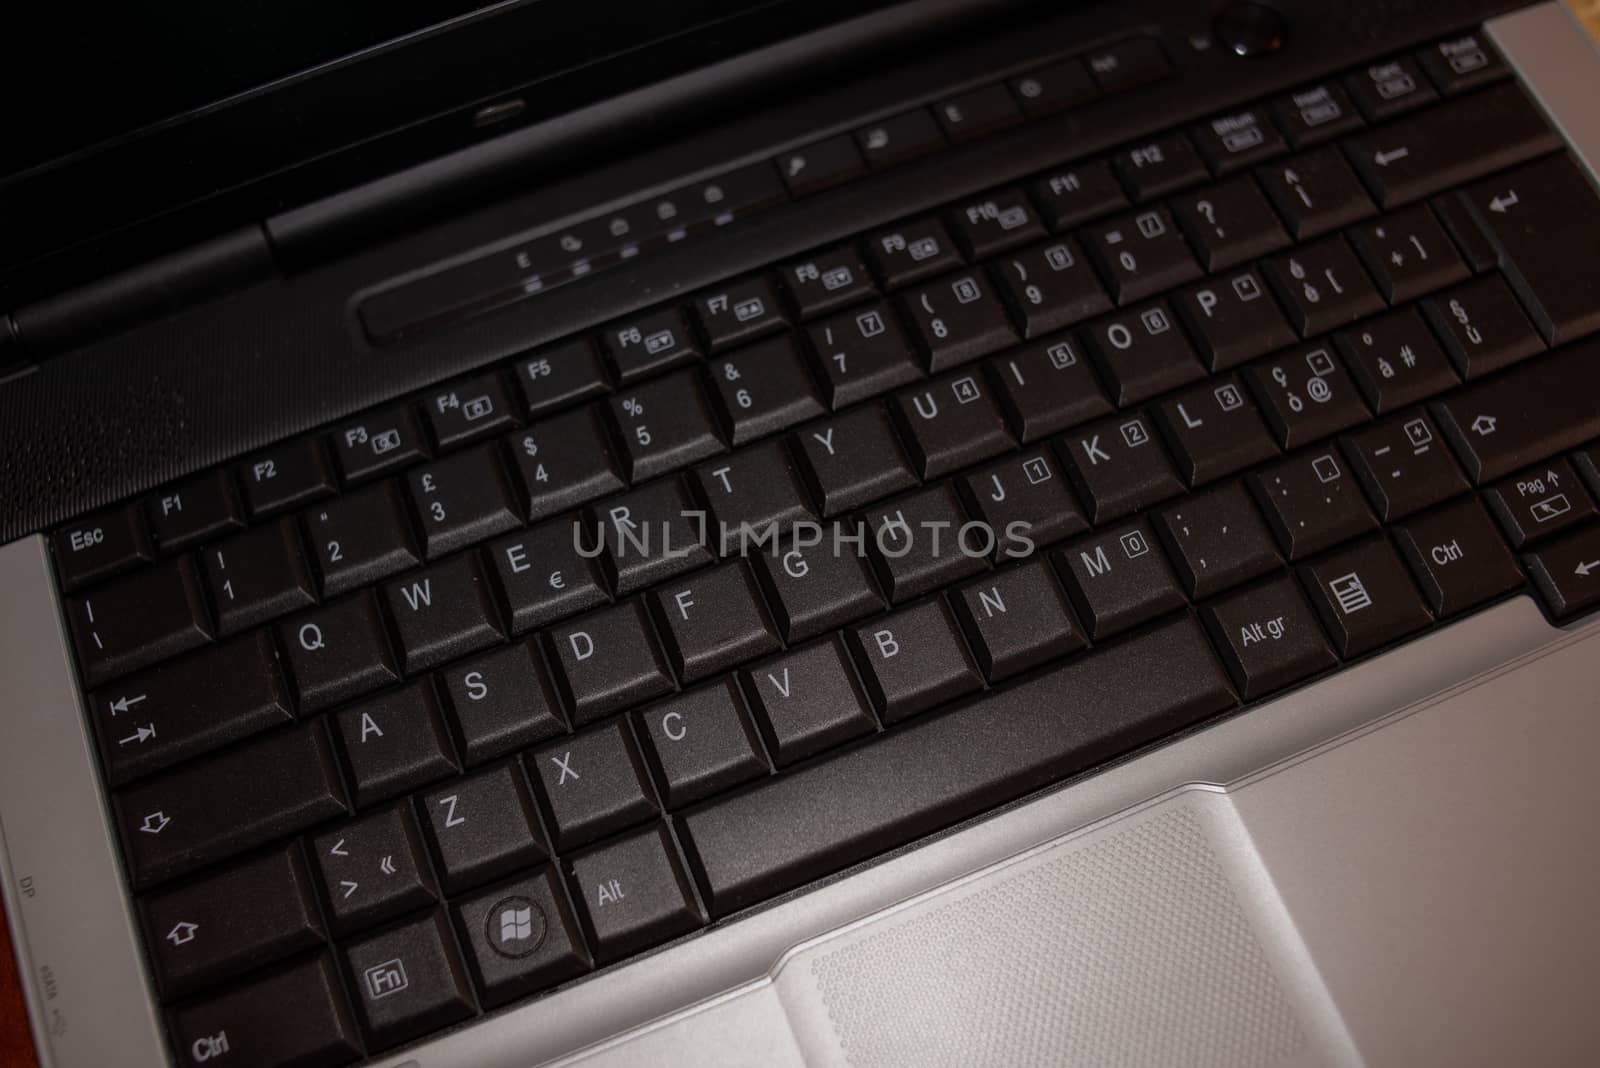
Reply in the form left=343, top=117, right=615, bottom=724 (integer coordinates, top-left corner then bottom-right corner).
left=168, top=952, right=361, bottom=1068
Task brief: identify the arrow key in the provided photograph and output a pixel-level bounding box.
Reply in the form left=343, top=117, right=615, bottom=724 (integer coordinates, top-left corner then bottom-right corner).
left=1523, top=526, right=1600, bottom=620
left=311, top=804, right=437, bottom=936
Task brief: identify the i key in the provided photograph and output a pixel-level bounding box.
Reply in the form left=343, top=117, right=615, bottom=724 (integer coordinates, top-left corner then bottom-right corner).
left=987, top=336, right=1112, bottom=443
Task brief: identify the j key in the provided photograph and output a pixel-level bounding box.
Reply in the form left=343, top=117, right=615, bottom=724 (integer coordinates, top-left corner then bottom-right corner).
left=806, top=300, right=922, bottom=408
left=1172, top=177, right=1290, bottom=272
left=1523, top=526, right=1600, bottom=620
left=422, top=372, right=518, bottom=450
left=692, top=275, right=787, bottom=352
left=933, top=84, right=1022, bottom=143
left=236, top=437, right=336, bottom=519
left=1059, top=410, right=1184, bottom=524
left=864, top=217, right=962, bottom=288
left=439, top=641, right=566, bottom=765
left=93, top=632, right=292, bottom=786
left=312, top=804, right=437, bottom=936
left=515, top=338, right=611, bottom=418
left=1299, top=536, right=1432, bottom=657
left=1082, top=299, right=1207, bottom=406
left=1055, top=519, right=1185, bottom=639
left=1418, top=32, right=1509, bottom=93
left=1431, top=337, right=1600, bottom=483
left=651, top=561, right=782, bottom=682
left=1202, top=575, right=1337, bottom=699
left=331, top=406, right=429, bottom=484
left=1271, top=82, right=1363, bottom=148
left=1343, top=409, right=1468, bottom=521
left=1346, top=56, right=1437, bottom=120
left=1083, top=207, right=1201, bottom=305
left=454, top=870, right=590, bottom=1009
left=334, top=682, right=460, bottom=807
left=865, top=485, right=987, bottom=604
left=1421, top=274, right=1545, bottom=380
left=1257, top=148, right=1374, bottom=239
left=382, top=552, right=505, bottom=674
left=1336, top=306, right=1459, bottom=414
left=487, top=518, right=608, bottom=634
left=54, top=504, right=150, bottom=591
left=1466, top=155, right=1600, bottom=345
left=406, top=445, right=521, bottom=559
left=1155, top=481, right=1282, bottom=600
left=1190, top=108, right=1286, bottom=174
left=1484, top=458, right=1597, bottom=548
left=988, top=335, right=1112, bottom=442
left=1250, top=449, right=1379, bottom=560
left=961, top=449, right=1088, bottom=558
left=67, top=557, right=212, bottom=687
left=1172, top=268, right=1296, bottom=371
left=634, top=680, right=768, bottom=809
left=610, top=370, right=726, bottom=482
left=547, top=600, right=674, bottom=725
left=751, top=532, right=883, bottom=643
left=569, top=824, right=703, bottom=963
left=855, top=108, right=946, bottom=170
left=278, top=592, right=400, bottom=713
left=1154, top=376, right=1276, bottom=486
left=1243, top=342, right=1371, bottom=450
left=529, top=721, right=657, bottom=850
left=848, top=597, right=982, bottom=724
left=421, top=763, right=547, bottom=894
left=603, top=307, right=699, bottom=381
left=585, top=476, right=714, bottom=595
left=507, top=405, right=626, bottom=523
left=1262, top=237, right=1385, bottom=336
left=1348, top=205, right=1468, bottom=304
left=948, top=187, right=1047, bottom=259
left=743, top=636, right=877, bottom=764
left=992, top=238, right=1111, bottom=337
left=782, top=245, right=876, bottom=319
left=683, top=616, right=1234, bottom=917
left=305, top=480, right=420, bottom=597
left=1113, top=134, right=1207, bottom=201
left=1348, top=83, right=1559, bottom=209
left=1011, top=58, right=1097, bottom=117
left=146, top=470, right=243, bottom=553
left=1030, top=158, right=1129, bottom=230
left=141, top=843, right=322, bottom=998
left=695, top=439, right=816, bottom=553
left=953, top=560, right=1086, bottom=681
left=166, top=954, right=361, bottom=1068
left=900, top=271, right=1019, bottom=372
left=707, top=334, right=826, bottom=445
left=892, top=370, right=1013, bottom=479
left=778, top=133, right=865, bottom=196
left=343, top=910, right=474, bottom=1052
left=1394, top=497, right=1524, bottom=617
left=117, top=721, right=347, bottom=888
left=793, top=404, right=917, bottom=516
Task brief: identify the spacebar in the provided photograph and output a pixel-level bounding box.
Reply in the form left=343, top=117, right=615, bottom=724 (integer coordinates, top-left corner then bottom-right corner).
left=679, top=616, right=1236, bottom=917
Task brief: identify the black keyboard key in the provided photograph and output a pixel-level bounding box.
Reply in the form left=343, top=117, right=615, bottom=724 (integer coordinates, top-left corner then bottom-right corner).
left=848, top=597, right=982, bottom=724
left=1262, top=237, right=1385, bottom=336
left=1155, top=481, right=1282, bottom=600
left=141, top=843, right=322, bottom=998
left=421, top=764, right=547, bottom=895
left=988, top=335, right=1112, bottom=442
left=707, top=334, right=826, bottom=445
left=1421, top=274, right=1545, bottom=380
left=751, top=532, right=882, bottom=643
left=1243, top=342, right=1371, bottom=450
left=279, top=592, right=400, bottom=713
left=949, top=187, right=1047, bottom=259
left=1087, top=35, right=1170, bottom=92
left=1083, top=207, right=1201, bottom=305
left=1031, top=158, right=1129, bottom=230
left=1055, top=519, right=1185, bottom=640
left=167, top=954, right=361, bottom=1068
left=743, top=636, right=876, bottom=764
left=547, top=601, right=674, bottom=726
left=1153, top=375, right=1277, bottom=486
left=1393, top=497, right=1524, bottom=617
left=202, top=519, right=317, bottom=636
left=331, top=406, right=429, bottom=484
left=603, top=307, right=700, bottom=381
left=440, top=640, right=565, bottom=765
left=1299, top=535, right=1432, bottom=658
left=1343, top=409, right=1468, bottom=521
left=891, top=370, right=1013, bottom=479
left=585, top=476, right=714, bottom=595
left=311, top=804, right=437, bottom=936
left=1418, top=32, right=1508, bottom=93
left=93, top=632, right=291, bottom=786
left=1524, top=526, right=1600, bottom=620
left=117, top=721, right=347, bottom=888
left=334, top=682, right=459, bottom=807
left=953, top=560, right=1085, bottom=681
left=1059, top=410, right=1184, bottom=524
left=682, top=615, right=1233, bottom=917
left=344, top=910, right=474, bottom=1052
left=422, top=373, right=518, bottom=450
left=1010, top=58, right=1097, bottom=117
left=1171, top=177, right=1291, bottom=272
left=516, top=338, right=611, bottom=418
left=1112, top=133, right=1206, bottom=200
left=806, top=300, right=922, bottom=408
left=454, top=870, right=590, bottom=1009
left=1250, top=449, right=1378, bottom=560
left=1336, top=306, right=1459, bottom=414
left=782, top=246, right=876, bottom=319
left=635, top=680, right=768, bottom=809
left=1430, top=191, right=1500, bottom=274
left=1257, top=148, right=1374, bottom=239
left=1173, top=268, right=1296, bottom=372
left=530, top=722, right=656, bottom=850
left=1346, top=56, right=1437, bottom=120
left=236, top=438, right=336, bottom=519
left=147, top=470, right=244, bottom=553
left=1202, top=575, right=1336, bottom=699
left=54, top=504, right=150, bottom=591
left=1579, top=446, right=1600, bottom=499
left=865, top=485, right=988, bottom=604
left=1191, top=107, right=1286, bottom=174
left=405, top=446, right=520, bottom=559
left=569, top=823, right=702, bottom=963
left=609, top=370, right=725, bottom=482
left=1484, top=458, right=1597, bottom=548
left=651, top=561, right=781, bottom=682
left=855, top=108, right=946, bottom=170
left=778, top=133, right=866, bottom=196
left=67, top=558, right=212, bottom=687
left=382, top=552, right=504, bottom=674
left=507, top=406, right=625, bottom=523
left=692, top=276, right=787, bottom=353
left=1271, top=82, right=1363, bottom=148
left=696, top=440, right=816, bottom=553
left=793, top=404, right=917, bottom=516
left=305, top=481, right=421, bottom=597
left=900, top=270, right=1019, bottom=372
left=933, top=83, right=1022, bottom=143
left=992, top=238, right=1111, bottom=337
left=1082, top=299, right=1206, bottom=406
left=961, top=448, right=1087, bottom=559
left=1348, top=205, right=1468, bottom=304
left=864, top=218, right=962, bottom=288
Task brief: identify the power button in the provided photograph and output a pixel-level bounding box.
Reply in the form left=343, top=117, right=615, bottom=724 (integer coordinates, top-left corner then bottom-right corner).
left=1214, top=1, right=1288, bottom=58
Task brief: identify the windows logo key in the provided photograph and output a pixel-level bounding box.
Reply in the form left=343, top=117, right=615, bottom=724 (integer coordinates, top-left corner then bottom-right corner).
left=487, top=895, right=547, bottom=958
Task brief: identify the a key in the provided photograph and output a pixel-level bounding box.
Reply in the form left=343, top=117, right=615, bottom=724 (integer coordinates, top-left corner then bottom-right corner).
left=991, top=238, right=1111, bottom=337
left=146, top=470, right=244, bottom=553
left=1058, top=410, right=1185, bottom=524
left=694, top=439, right=817, bottom=553
left=67, top=558, right=212, bottom=687
left=343, top=910, right=474, bottom=1052
left=706, top=334, right=825, bottom=445
left=584, top=476, right=714, bottom=595
left=781, top=246, right=876, bottom=319
left=1081, top=299, right=1207, bottom=406
left=609, top=370, right=726, bottom=482
left=953, top=560, right=1085, bottom=681
left=1348, top=205, right=1468, bottom=304
left=1171, top=177, right=1291, bottom=272
left=864, top=217, right=962, bottom=288
left=1256, top=147, right=1374, bottom=239
left=1010, top=58, right=1098, bottom=117
left=54, top=504, right=150, bottom=591
left=92, top=631, right=292, bottom=786
left=330, top=406, right=430, bottom=485
left=692, top=275, right=787, bottom=353
left=778, top=133, right=865, bottom=196
left=333, top=682, right=460, bottom=807
left=933, top=84, right=1023, bottom=143
left=743, top=636, right=877, bottom=764
left=568, top=824, right=702, bottom=963
left=891, top=370, right=1013, bottom=479
left=529, top=722, right=657, bottom=850
left=421, top=764, right=548, bottom=895
left=421, top=372, right=518, bottom=450
left=792, top=404, right=917, bottom=516
left=1086, top=36, right=1171, bottom=92
left=139, top=843, right=322, bottom=997
left=1250, top=449, right=1379, bottom=560
left=1202, top=575, right=1337, bottom=699
left=1343, top=409, right=1468, bottom=521
left=1420, top=274, right=1545, bottom=380
left=1270, top=82, right=1363, bottom=148
left=1030, top=158, right=1129, bottom=230
left=603, top=307, right=700, bottom=381
left=486, top=517, right=608, bottom=634
left=750, top=532, right=883, bottom=643
left=235, top=437, right=336, bottom=519
left=1243, top=342, right=1371, bottom=450
left=1112, top=134, right=1207, bottom=200
left=864, top=485, right=988, bottom=604
left=1155, top=481, right=1282, bottom=600
left=1393, top=497, right=1524, bottom=617
left=848, top=597, right=982, bottom=724
left=1054, top=519, right=1186, bottom=639
left=438, top=641, right=566, bottom=766
left=116, top=721, right=347, bottom=888
left=1299, top=535, right=1433, bottom=657
left=1483, top=458, right=1598, bottom=548
left=453, top=870, right=590, bottom=1008
left=278, top=592, right=399, bottom=713
left=1261, top=236, right=1385, bottom=336
left=515, top=338, right=611, bottom=418
left=304, top=480, right=420, bottom=597
left=1191, top=107, right=1286, bottom=173
left=1346, top=56, right=1437, bottom=120
left=311, top=804, right=438, bottom=936
left=405, top=446, right=522, bottom=559
left=960, top=449, right=1088, bottom=559
left=546, top=600, right=674, bottom=725
left=381, top=552, right=505, bottom=674
left=506, top=405, right=626, bottom=522
left=1417, top=32, right=1509, bottom=93
left=1173, top=268, right=1296, bottom=372
left=948, top=187, right=1047, bottom=259
left=987, top=335, right=1112, bottom=442
left=855, top=108, right=946, bottom=170
left=1523, top=526, right=1600, bottom=620
left=805, top=300, right=922, bottom=408
left=650, top=561, right=782, bottom=682
left=900, top=270, right=1019, bottom=372
left=1083, top=207, right=1201, bottom=305
left=1154, top=375, right=1278, bottom=485
left=1336, top=306, right=1460, bottom=414
left=166, top=954, right=361, bottom=1068
left=634, top=679, right=768, bottom=809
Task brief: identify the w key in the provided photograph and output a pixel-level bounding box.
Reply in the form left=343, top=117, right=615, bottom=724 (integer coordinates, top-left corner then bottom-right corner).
left=382, top=553, right=505, bottom=674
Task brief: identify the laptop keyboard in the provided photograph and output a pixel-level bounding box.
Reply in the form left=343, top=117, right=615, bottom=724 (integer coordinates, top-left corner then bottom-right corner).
left=46, top=27, right=1600, bottom=1067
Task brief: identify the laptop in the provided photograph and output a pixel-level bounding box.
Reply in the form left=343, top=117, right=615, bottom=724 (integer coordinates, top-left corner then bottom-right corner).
left=3, top=0, right=1599, bottom=1064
